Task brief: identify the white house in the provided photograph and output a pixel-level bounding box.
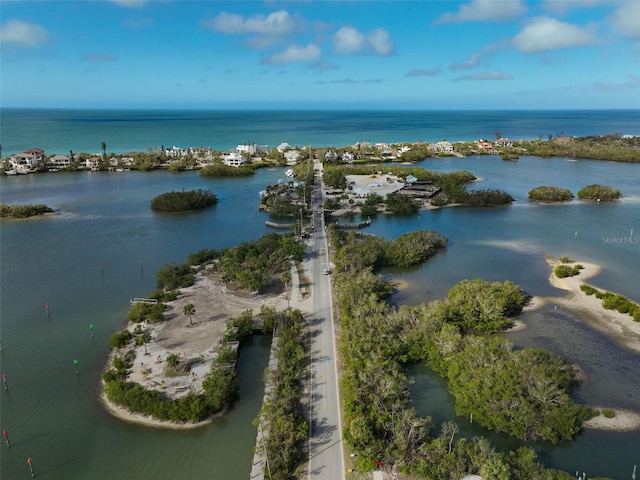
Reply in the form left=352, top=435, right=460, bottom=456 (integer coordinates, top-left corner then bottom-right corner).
left=284, top=150, right=302, bottom=165
left=277, top=142, right=291, bottom=152
left=222, top=152, right=245, bottom=167
left=434, top=141, right=454, bottom=153
left=236, top=143, right=256, bottom=155
left=165, top=146, right=189, bottom=157
left=49, top=155, right=71, bottom=170
left=8, top=148, right=44, bottom=173
left=325, top=151, right=338, bottom=161
left=494, top=137, right=513, bottom=148
left=85, top=157, right=102, bottom=170
left=341, top=152, right=355, bottom=162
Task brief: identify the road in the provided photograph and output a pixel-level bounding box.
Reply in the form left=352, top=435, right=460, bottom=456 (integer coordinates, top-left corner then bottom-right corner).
left=307, top=160, right=345, bottom=480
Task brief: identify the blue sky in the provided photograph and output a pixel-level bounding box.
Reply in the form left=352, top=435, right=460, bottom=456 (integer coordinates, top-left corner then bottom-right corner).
left=1, top=0, right=639, bottom=110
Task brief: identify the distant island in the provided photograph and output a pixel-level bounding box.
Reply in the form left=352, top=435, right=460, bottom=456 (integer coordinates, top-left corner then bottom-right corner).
left=0, top=203, right=54, bottom=219
left=150, top=189, right=218, bottom=212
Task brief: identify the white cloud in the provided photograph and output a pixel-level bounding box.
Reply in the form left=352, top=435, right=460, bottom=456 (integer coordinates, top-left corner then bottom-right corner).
left=333, top=26, right=394, bottom=56
left=0, top=20, right=49, bottom=47
left=333, top=27, right=365, bottom=55
left=453, top=71, right=512, bottom=81
left=513, top=17, right=599, bottom=53
left=435, top=0, right=526, bottom=24
left=367, top=28, right=393, bottom=56
left=608, top=2, right=640, bottom=39
left=264, top=43, right=321, bottom=65
left=204, top=10, right=298, bottom=36
left=404, top=68, right=441, bottom=77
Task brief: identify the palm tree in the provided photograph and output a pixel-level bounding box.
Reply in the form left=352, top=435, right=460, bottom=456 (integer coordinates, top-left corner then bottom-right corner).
left=136, top=332, right=152, bottom=355
left=183, top=303, right=196, bottom=326
left=280, top=269, right=291, bottom=308
left=101, top=141, right=107, bottom=158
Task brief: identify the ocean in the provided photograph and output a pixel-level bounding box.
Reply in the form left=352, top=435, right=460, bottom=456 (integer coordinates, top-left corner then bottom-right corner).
left=2, top=108, right=640, bottom=155
left=1, top=110, right=640, bottom=478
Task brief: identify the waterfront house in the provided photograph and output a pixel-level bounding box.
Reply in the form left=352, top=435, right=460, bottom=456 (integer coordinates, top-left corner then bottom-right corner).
left=495, top=137, right=513, bottom=148
left=284, top=150, right=302, bottom=165
left=222, top=152, right=245, bottom=167
left=434, top=141, right=454, bottom=154
left=238, top=143, right=269, bottom=154
left=85, top=157, right=102, bottom=170
left=165, top=146, right=188, bottom=157
left=49, top=155, right=71, bottom=170
left=277, top=142, right=291, bottom=152
left=8, top=148, right=45, bottom=173
left=476, top=139, right=495, bottom=153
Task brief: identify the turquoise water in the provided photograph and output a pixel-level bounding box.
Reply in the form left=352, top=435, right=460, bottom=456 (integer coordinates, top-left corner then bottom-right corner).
left=0, top=169, right=288, bottom=479
left=2, top=109, right=639, bottom=154
left=1, top=113, right=640, bottom=478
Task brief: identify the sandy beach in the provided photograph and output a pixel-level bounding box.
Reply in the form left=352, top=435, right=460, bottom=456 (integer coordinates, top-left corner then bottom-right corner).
left=520, top=256, right=640, bottom=432
left=536, top=257, right=640, bottom=355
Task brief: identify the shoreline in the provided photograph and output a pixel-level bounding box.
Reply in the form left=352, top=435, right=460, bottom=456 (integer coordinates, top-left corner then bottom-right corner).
left=529, top=255, right=640, bottom=355
left=525, top=255, right=640, bottom=432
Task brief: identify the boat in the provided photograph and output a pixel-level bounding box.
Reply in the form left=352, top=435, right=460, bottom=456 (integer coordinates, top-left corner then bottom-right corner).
left=5, top=170, right=17, bottom=176
left=285, top=169, right=295, bottom=178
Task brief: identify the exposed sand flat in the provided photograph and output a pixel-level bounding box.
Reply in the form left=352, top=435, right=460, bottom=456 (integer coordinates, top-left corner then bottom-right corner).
left=584, top=408, right=640, bottom=431
left=539, top=257, right=640, bottom=355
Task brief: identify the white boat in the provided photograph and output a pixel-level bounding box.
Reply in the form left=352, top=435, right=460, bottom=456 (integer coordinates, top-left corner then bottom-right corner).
left=5, top=170, right=17, bottom=176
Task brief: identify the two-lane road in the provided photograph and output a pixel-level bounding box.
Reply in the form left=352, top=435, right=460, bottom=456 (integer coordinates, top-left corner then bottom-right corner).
left=307, top=162, right=345, bottom=480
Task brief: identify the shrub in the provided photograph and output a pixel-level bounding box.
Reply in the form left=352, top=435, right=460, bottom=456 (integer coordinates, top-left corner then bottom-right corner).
left=577, top=184, right=622, bottom=201
left=109, top=330, right=133, bottom=349
left=554, top=264, right=583, bottom=278
left=601, top=409, right=615, bottom=418
left=150, top=189, right=217, bottom=212
left=0, top=203, right=54, bottom=218
left=528, top=186, right=574, bottom=202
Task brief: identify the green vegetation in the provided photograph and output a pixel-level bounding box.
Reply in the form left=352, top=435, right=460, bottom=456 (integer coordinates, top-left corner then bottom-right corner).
left=331, top=228, right=589, bottom=478
left=254, top=309, right=308, bottom=480
left=384, top=192, right=419, bottom=214
left=580, top=284, right=640, bottom=321
left=217, top=233, right=305, bottom=292
left=529, top=186, right=574, bottom=202
left=442, top=278, right=527, bottom=333
left=199, top=163, right=255, bottom=177
left=554, top=264, right=584, bottom=278
left=150, top=189, right=217, bottom=212
left=128, top=302, right=166, bottom=323
left=109, top=329, right=133, bottom=349
left=0, top=203, right=54, bottom=218
left=559, top=256, right=574, bottom=263
left=332, top=229, right=447, bottom=272
left=601, top=408, right=615, bottom=418
left=513, top=134, right=640, bottom=163
left=577, top=184, right=622, bottom=201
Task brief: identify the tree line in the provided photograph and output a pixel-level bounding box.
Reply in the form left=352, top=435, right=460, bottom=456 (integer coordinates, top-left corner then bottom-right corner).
left=330, top=229, right=600, bottom=479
